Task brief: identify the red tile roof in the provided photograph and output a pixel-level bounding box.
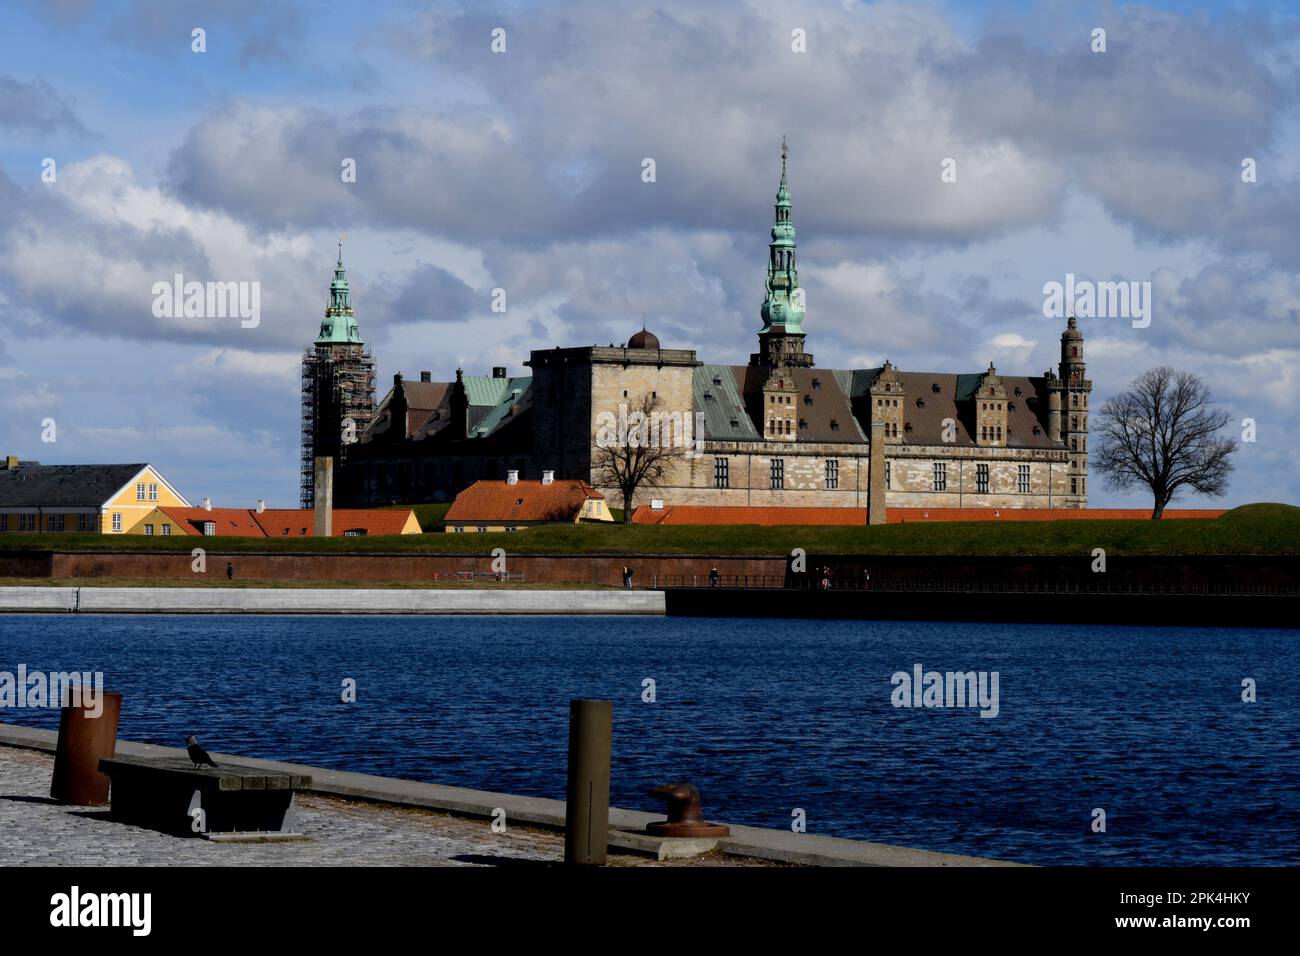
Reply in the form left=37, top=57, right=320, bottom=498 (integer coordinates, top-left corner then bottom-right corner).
left=155, top=507, right=268, bottom=536
left=632, top=505, right=1226, bottom=526
left=887, top=507, right=1225, bottom=523
left=253, top=509, right=418, bottom=537
left=446, top=479, right=604, bottom=524
left=153, top=507, right=417, bottom=537
left=633, top=505, right=869, bottom=526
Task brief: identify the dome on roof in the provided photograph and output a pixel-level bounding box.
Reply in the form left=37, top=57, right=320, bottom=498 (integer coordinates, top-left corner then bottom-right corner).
left=628, top=326, right=660, bottom=349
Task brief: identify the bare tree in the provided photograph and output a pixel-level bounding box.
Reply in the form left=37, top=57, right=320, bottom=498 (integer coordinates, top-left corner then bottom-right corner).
left=591, top=393, right=689, bottom=523
left=1095, top=367, right=1236, bottom=519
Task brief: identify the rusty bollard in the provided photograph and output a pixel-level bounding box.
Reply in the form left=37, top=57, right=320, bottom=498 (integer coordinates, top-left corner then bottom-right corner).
left=50, top=690, right=122, bottom=806
left=645, top=782, right=730, bottom=838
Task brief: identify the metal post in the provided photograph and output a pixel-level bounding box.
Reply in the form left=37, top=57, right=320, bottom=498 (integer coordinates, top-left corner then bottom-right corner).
left=50, top=690, right=121, bottom=805
left=564, top=699, right=612, bottom=865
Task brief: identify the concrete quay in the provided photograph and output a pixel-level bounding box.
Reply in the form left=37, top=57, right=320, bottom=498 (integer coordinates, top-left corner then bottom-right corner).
left=0, top=723, right=1018, bottom=867
left=0, top=586, right=665, bottom=615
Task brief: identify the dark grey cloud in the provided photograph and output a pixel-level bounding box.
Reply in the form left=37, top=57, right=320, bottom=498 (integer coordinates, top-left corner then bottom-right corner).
left=0, top=75, right=89, bottom=136
left=382, top=262, right=481, bottom=326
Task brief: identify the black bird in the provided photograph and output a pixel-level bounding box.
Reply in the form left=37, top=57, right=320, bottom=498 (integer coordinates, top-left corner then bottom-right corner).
left=185, top=735, right=218, bottom=769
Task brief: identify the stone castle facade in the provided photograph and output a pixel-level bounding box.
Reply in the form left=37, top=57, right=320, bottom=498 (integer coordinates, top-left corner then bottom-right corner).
left=312, top=145, right=1092, bottom=518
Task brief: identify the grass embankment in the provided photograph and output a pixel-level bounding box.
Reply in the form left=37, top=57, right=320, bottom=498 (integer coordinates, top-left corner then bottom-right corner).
left=0, top=504, right=1295, bottom=558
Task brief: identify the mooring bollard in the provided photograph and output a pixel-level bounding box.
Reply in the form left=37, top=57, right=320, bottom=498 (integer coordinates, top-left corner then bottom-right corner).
left=564, top=698, right=612, bottom=865
left=50, top=690, right=122, bottom=806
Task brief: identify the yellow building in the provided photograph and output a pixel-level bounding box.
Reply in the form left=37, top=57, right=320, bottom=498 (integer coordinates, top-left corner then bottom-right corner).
left=0, top=456, right=190, bottom=534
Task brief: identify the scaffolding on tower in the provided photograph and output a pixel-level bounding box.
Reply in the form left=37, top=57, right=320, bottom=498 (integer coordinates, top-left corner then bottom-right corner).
left=300, top=344, right=375, bottom=507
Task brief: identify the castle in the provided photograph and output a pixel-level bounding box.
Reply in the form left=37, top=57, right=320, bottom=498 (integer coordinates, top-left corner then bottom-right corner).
left=302, top=145, right=1091, bottom=519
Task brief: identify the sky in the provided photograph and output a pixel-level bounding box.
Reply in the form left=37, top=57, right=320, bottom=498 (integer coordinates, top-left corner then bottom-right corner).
left=1, top=0, right=1297, bottom=510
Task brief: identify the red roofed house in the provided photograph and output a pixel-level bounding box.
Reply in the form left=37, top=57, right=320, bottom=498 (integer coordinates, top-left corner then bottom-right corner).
left=255, top=508, right=420, bottom=537
left=128, top=502, right=420, bottom=537
left=445, top=471, right=613, bottom=532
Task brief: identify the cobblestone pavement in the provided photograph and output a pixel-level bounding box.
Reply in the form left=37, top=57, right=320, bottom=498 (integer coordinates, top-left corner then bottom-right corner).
left=0, top=747, right=773, bottom=867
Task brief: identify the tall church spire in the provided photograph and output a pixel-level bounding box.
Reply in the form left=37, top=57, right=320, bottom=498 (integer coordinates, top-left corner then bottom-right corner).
left=752, top=138, right=813, bottom=368
left=317, top=233, right=363, bottom=345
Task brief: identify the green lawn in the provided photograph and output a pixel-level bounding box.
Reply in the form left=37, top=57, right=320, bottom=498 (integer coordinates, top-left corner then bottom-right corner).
left=1, top=503, right=1295, bottom=557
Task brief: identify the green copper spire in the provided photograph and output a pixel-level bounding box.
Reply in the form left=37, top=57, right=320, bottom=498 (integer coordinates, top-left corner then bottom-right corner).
left=316, top=233, right=363, bottom=345
left=760, top=136, right=804, bottom=335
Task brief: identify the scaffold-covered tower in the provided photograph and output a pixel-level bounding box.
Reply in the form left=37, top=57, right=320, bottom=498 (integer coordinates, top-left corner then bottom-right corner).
left=300, top=239, right=375, bottom=507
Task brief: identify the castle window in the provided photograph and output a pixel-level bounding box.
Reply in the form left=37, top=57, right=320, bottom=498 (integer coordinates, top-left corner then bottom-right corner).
left=825, top=459, right=839, bottom=490
left=932, top=462, right=947, bottom=492
left=981, top=426, right=987, bottom=441
left=885, top=460, right=891, bottom=490
left=714, top=457, right=729, bottom=489
left=770, top=459, right=784, bottom=490
left=1071, top=438, right=1077, bottom=452
left=623, top=390, right=628, bottom=398
left=1072, top=416, right=1078, bottom=430
left=975, top=463, right=989, bottom=494
left=1071, top=477, right=1078, bottom=495
left=1081, top=478, right=1086, bottom=494
left=1018, top=464, right=1031, bottom=494
left=1072, top=394, right=1079, bottom=407
left=996, top=426, right=1002, bottom=441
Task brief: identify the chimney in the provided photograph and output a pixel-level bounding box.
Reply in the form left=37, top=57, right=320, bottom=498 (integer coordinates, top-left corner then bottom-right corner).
left=256, top=499, right=265, bottom=513
left=506, top=470, right=519, bottom=485
left=420, top=371, right=431, bottom=382
left=202, top=497, right=212, bottom=511
left=4, top=455, right=17, bottom=470
left=493, top=366, right=507, bottom=379
left=542, top=470, right=554, bottom=486
left=313, top=457, right=334, bottom=537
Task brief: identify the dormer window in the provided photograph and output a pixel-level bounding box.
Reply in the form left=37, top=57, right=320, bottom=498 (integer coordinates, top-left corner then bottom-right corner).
left=916, top=397, right=925, bottom=407
left=830, top=419, right=839, bottom=430
left=713, top=376, right=722, bottom=386
left=931, top=382, right=940, bottom=393
left=812, top=378, right=821, bottom=390
left=803, top=395, right=811, bottom=405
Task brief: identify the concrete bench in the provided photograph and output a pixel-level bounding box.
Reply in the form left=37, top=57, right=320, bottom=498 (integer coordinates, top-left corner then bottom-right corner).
left=98, top=755, right=311, bottom=840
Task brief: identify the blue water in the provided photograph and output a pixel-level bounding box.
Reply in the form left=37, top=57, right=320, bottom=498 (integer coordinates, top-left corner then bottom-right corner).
left=0, top=614, right=1295, bottom=866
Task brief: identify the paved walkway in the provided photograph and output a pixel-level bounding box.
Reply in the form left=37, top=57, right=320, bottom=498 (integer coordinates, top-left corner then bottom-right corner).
left=0, top=747, right=770, bottom=867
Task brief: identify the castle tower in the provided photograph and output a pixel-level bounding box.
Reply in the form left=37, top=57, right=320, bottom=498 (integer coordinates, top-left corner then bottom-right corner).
left=751, top=138, right=813, bottom=369
left=300, top=238, right=376, bottom=506
left=1051, top=316, right=1091, bottom=506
